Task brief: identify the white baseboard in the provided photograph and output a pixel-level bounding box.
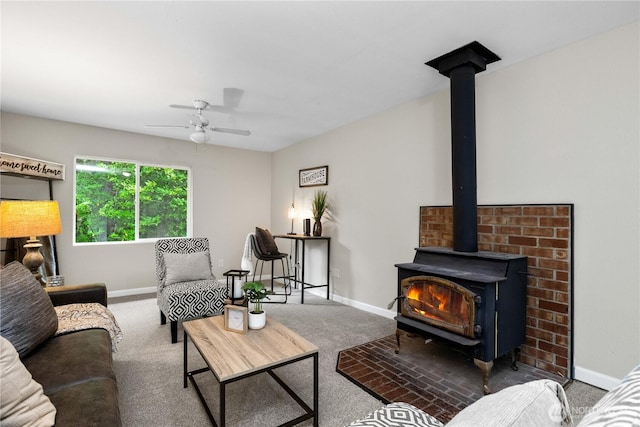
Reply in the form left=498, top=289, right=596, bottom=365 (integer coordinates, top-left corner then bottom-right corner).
left=574, top=366, right=622, bottom=391
left=106, top=275, right=269, bottom=299
left=108, top=286, right=156, bottom=299
left=286, top=285, right=396, bottom=320
left=332, top=294, right=396, bottom=320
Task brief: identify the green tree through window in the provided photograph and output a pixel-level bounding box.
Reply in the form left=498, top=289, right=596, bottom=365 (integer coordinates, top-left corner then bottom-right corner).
left=139, top=166, right=188, bottom=239
left=75, top=158, right=189, bottom=243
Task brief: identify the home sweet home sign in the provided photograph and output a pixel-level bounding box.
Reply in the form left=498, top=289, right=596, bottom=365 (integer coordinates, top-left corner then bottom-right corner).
left=0, top=152, right=65, bottom=180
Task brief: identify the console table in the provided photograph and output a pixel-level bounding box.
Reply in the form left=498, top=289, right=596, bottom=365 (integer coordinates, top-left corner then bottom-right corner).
left=274, top=234, right=330, bottom=304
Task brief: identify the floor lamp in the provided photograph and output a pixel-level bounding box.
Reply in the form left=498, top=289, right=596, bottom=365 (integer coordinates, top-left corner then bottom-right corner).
left=0, top=200, right=62, bottom=283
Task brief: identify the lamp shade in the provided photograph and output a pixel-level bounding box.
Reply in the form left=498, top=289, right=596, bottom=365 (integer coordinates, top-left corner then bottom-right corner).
left=0, top=200, right=62, bottom=238
left=190, top=130, right=211, bottom=144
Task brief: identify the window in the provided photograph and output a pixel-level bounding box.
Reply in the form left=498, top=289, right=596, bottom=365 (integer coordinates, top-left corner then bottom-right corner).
left=74, top=157, right=190, bottom=244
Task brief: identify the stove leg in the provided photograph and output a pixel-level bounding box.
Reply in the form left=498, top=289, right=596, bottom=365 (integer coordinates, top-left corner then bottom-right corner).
left=473, top=358, right=494, bottom=395
left=395, top=329, right=402, bottom=354
left=510, top=348, right=521, bottom=371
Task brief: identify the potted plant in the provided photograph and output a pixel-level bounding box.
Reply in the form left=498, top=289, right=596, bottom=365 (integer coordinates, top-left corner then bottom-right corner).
left=242, top=281, right=270, bottom=329
left=311, top=190, right=329, bottom=236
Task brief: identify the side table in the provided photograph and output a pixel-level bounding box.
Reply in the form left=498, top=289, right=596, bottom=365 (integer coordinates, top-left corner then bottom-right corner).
left=223, top=269, right=249, bottom=305
left=273, top=234, right=330, bottom=304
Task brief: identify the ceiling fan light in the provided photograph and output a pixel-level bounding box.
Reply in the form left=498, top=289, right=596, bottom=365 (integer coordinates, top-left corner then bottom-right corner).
left=189, top=130, right=210, bottom=144
left=193, top=100, right=208, bottom=110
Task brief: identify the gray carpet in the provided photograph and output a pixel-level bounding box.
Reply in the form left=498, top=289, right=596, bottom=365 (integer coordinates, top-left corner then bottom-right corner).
left=108, top=291, right=606, bottom=426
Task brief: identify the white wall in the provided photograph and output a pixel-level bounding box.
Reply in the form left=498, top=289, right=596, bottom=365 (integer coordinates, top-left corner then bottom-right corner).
left=1, top=113, right=272, bottom=295
left=272, top=22, right=639, bottom=386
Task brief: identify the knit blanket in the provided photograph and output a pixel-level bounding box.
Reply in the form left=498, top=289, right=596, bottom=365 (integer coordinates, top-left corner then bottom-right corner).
left=54, top=303, right=123, bottom=352
left=241, top=232, right=254, bottom=274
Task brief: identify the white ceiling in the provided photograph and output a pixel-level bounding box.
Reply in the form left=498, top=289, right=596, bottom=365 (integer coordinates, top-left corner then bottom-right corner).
left=2, top=1, right=638, bottom=152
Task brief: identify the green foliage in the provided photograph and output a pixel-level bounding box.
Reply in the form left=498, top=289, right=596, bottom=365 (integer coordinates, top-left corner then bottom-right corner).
left=75, top=159, right=188, bottom=243
left=75, top=160, right=136, bottom=242
left=241, top=281, right=270, bottom=314
left=311, top=190, right=329, bottom=221
left=139, top=166, right=188, bottom=238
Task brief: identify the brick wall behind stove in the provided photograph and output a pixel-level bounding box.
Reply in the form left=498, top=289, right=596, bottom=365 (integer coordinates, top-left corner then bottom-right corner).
left=419, top=204, right=572, bottom=377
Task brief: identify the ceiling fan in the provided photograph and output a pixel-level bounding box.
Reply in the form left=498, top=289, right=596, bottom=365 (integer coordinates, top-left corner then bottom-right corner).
left=145, top=99, right=251, bottom=144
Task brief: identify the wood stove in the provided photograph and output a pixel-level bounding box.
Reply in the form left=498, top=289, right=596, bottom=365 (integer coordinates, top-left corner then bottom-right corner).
left=392, top=42, right=528, bottom=394
left=395, top=248, right=527, bottom=394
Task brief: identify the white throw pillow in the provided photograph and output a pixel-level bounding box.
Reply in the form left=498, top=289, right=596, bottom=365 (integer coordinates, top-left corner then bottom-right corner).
left=162, top=252, right=213, bottom=286
left=0, top=336, right=56, bottom=427
left=446, top=379, right=571, bottom=427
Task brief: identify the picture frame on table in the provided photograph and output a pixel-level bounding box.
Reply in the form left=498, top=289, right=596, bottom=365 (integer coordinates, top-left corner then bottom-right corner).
left=299, top=165, right=328, bottom=187
left=224, top=305, right=248, bottom=334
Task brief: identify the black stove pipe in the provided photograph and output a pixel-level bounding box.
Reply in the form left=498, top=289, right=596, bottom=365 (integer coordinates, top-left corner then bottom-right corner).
left=450, top=65, right=478, bottom=252
left=426, top=42, right=500, bottom=253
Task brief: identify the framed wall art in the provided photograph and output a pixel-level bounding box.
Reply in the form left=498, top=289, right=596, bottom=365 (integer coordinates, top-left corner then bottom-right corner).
left=224, top=305, right=248, bottom=333
left=299, top=165, right=328, bottom=187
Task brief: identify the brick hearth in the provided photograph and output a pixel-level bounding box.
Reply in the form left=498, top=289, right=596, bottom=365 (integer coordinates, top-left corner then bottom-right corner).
left=336, top=334, right=568, bottom=423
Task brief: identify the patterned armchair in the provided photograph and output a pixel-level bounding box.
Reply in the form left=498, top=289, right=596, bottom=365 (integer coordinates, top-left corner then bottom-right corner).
left=155, top=238, right=227, bottom=343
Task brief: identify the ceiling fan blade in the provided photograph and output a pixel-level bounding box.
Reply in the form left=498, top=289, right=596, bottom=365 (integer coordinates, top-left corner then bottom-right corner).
left=171, top=102, right=230, bottom=114
left=145, top=124, right=189, bottom=128
left=210, top=127, right=251, bottom=136
left=169, top=104, right=196, bottom=110
left=223, top=88, right=244, bottom=109
left=204, top=104, right=231, bottom=113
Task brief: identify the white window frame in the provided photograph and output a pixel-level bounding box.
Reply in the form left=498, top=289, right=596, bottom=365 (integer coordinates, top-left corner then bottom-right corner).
left=73, top=156, right=192, bottom=245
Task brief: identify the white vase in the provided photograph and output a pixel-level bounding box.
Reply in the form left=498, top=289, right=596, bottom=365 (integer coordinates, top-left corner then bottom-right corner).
left=248, top=311, right=266, bottom=330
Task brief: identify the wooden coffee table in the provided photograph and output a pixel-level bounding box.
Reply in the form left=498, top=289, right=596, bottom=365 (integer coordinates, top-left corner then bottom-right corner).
left=183, top=315, right=319, bottom=427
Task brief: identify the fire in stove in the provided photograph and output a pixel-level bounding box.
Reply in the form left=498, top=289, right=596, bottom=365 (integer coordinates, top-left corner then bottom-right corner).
left=402, top=276, right=476, bottom=338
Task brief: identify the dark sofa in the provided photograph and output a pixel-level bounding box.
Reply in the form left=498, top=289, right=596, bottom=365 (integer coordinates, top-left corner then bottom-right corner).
left=0, top=262, right=121, bottom=426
